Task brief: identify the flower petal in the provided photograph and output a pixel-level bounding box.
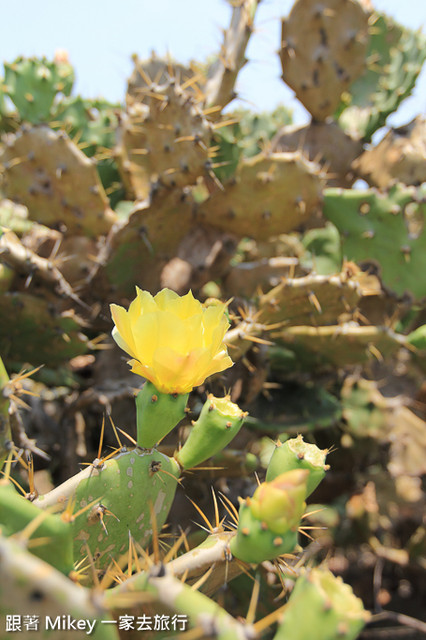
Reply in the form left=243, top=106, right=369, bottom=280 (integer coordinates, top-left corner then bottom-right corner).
left=110, top=303, right=138, bottom=358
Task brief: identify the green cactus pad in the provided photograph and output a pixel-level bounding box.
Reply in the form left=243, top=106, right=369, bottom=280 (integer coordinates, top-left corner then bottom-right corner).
left=0, top=535, right=118, bottom=640
left=337, top=12, right=426, bottom=140
left=176, top=394, right=246, bottom=470
left=0, top=125, right=116, bottom=237
left=0, top=292, right=88, bottom=367
left=72, top=447, right=180, bottom=569
left=279, top=0, right=369, bottom=121
left=273, top=568, right=370, bottom=640
left=3, top=56, right=74, bottom=124
left=136, top=381, right=188, bottom=449
left=103, top=188, right=196, bottom=295
left=266, top=435, right=329, bottom=497
left=0, top=482, right=74, bottom=576
left=323, top=184, right=426, bottom=298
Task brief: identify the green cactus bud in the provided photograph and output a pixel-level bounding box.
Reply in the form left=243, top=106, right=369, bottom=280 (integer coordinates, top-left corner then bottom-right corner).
left=175, top=394, right=247, bottom=470
left=230, top=502, right=299, bottom=564
left=251, top=469, right=309, bottom=533
left=135, top=381, right=189, bottom=449
left=274, top=568, right=370, bottom=640
left=266, top=435, right=329, bottom=497
left=230, top=469, right=308, bottom=563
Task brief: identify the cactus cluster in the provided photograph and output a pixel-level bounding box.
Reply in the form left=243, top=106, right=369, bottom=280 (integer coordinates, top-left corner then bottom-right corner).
left=1, top=0, right=426, bottom=637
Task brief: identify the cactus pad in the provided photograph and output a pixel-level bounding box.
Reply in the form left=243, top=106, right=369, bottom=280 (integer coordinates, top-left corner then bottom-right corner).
left=0, top=292, right=88, bottom=367
left=198, top=152, right=323, bottom=241
left=0, top=126, right=115, bottom=237
left=323, top=184, right=426, bottom=298
left=279, top=0, right=369, bottom=120
left=337, top=12, right=426, bottom=140
left=118, top=80, right=212, bottom=198
left=72, top=448, right=180, bottom=569
left=353, top=116, right=426, bottom=187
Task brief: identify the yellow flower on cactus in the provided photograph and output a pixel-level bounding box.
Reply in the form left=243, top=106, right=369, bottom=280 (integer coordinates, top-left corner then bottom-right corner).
left=110, top=288, right=233, bottom=394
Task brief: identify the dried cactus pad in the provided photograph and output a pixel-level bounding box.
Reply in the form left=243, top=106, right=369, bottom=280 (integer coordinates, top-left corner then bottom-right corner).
left=198, top=152, right=324, bottom=241
left=280, top=0, right=369, bottom=120
left=118, top=80, right=212, bottom=199
left=0, top=126, right=116, bottom=237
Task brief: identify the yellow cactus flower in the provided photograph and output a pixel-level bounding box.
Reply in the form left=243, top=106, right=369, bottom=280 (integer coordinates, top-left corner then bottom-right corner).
left=110, top=288, right=233, bottom=394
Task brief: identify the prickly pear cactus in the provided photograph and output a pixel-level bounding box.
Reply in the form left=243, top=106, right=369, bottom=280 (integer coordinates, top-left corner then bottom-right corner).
left=3, top=56, right=74, bottom=124
left=0, top=126, right=116, bottom=236
left=323, top=183, right=426, bottom=298
left=1, top=0, right=425, bottom=636
left=336, top=11, right=426, bottom=140
left=279, top=0, right=370, bottom=120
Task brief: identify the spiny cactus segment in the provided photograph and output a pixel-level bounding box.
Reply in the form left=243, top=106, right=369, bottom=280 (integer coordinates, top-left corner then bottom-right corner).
left=0, top=126, right=116, bottom=237
left=279, top=0, right=370, bottom=121
left=323, top=183, right=426, bottom=298
left=1, top=0, right=424, bottom=635
left=273, top=568, right=370, bottom=640
left=337, top=11, right=426, bottom=140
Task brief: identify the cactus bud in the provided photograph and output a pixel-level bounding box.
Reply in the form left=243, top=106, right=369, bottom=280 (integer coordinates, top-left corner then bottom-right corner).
left=251, top=469, right=309, bottom=533
left=266, top=435, right=329, bottom=497
left=230, top=469, right=308, bottom=563
left=175, top=394, right=246, bottom=470
left=274, top=568, right=370, bottom=640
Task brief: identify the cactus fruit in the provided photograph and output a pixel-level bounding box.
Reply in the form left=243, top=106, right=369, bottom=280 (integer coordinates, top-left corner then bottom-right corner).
left=323, top=183, right=426, bottom=298
left=279, top=0, right=370, bottom=121
left=273, top=568, right=370, bottom=640
left=135, top=382, right=189, bottom=449
left=266, top=435, right=329, bottom=497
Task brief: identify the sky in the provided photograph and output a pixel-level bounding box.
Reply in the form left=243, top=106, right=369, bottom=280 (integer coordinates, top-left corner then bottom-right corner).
left=2, top=0, right=426, bottom=127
